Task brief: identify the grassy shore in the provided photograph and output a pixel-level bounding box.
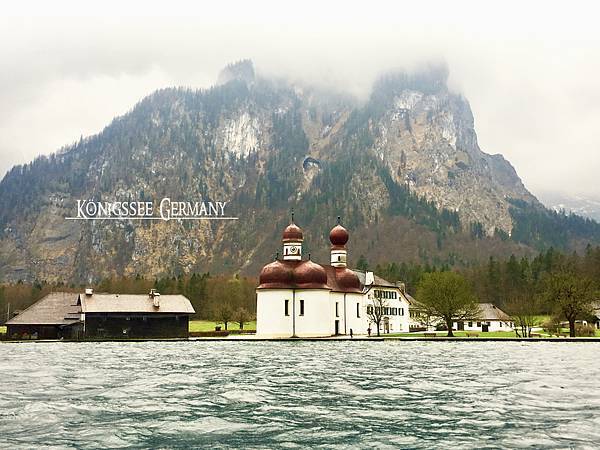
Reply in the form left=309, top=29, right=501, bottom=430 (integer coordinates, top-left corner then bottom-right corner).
left=386, top=329, right=600, bottom=338
left=189, top=320, right=256, bottom=332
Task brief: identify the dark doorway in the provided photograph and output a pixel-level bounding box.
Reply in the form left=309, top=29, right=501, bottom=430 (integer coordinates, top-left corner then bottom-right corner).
left=482, top=323, right=489, bottom=332
left=457, top=322, right=465, bottom=331
left=334, top=320, right=340, bottom=335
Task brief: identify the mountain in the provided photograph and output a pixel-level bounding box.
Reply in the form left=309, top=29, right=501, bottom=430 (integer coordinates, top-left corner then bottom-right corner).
left=1, top=60, right=600, bottom=283
left=538, top=191, right=600, bottom=222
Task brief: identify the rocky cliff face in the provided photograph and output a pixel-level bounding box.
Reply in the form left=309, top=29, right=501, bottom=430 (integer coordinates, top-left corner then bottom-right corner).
left=0, top=61, right=584, bottom=283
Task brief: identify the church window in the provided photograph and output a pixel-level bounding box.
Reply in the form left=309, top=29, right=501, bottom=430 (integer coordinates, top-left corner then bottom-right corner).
left=284, top=300, right=289, bottom=316
left=335, top=302, right=339, bottom=317
left=300, top=300, right=305, bottom=316
left=357, top=303, right=360, bottom=318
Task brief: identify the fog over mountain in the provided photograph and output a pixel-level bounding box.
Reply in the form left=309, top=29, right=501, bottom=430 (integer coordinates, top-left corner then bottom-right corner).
left=1, top=0, right=600, bottom=199
left=539, top=191, right=600, bottom=223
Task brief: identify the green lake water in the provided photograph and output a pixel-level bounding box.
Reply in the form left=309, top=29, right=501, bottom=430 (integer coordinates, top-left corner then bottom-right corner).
left=0, top=341, right=599, bottom=449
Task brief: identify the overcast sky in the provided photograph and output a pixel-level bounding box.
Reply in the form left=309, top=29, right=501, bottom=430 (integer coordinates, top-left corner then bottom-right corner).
left=1, top=0, right=599, bottom=199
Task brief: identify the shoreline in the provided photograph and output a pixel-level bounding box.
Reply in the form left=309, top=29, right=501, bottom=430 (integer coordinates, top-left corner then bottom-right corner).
left=2, top=336, right=600, bottom=343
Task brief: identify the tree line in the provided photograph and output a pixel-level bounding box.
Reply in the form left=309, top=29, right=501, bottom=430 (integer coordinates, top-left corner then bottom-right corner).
left=362, top=245, right=600, bottom=337
left=0, top=273, right=257, bottom=329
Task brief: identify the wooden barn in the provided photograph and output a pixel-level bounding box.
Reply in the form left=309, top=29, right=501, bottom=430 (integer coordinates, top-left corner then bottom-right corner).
left=80, top=289, right=194, bottom=339
left=5, top=292, right=83, bottom=340
left=5, top=289, right=195, bottom=340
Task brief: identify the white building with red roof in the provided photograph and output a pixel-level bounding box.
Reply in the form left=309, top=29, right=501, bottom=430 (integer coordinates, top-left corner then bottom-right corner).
left=256, top=216, right=410, bottom=337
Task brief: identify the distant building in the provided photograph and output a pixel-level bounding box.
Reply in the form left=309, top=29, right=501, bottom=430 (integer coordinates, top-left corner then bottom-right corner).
left=590, top=302, right=600, bottom=329
left=407, top=295, right=434, bottom=331
left=352, top=271, right=410, bottom=334
left=256, top=217, right=410, bottom=337
left=453, top=303, right=514, bottom=332
left=5, top=289, right=194, bottom=340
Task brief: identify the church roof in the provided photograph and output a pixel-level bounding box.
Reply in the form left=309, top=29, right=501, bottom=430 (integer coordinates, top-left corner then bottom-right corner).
left=258, top=260, right=363, bottom=293
left=321, top=265, right=362, bottom=293
left=257, top=259, right=330, bottom=290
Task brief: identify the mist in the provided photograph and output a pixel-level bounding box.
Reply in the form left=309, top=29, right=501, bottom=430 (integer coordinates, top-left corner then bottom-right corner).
left=1, top=0, right=599, bottom=198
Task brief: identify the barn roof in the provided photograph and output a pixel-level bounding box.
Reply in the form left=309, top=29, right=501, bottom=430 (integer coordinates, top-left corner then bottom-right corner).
left=79, top=294, right=195, bottom=314
left=5, top=292, right=81, bottom=326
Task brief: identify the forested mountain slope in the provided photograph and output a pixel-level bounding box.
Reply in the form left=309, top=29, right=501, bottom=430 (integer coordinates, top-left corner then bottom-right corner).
left=1, top=60, right=599, bottom=283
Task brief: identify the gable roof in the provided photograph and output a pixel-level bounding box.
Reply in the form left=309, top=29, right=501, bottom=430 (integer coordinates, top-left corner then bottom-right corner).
left=351, top=270, right=397, bottom=288
left=6, top=292, right=81, bottom=326
left=478, top=303, right=511, bottom=321
left=80, top=294, right=195, bottom=314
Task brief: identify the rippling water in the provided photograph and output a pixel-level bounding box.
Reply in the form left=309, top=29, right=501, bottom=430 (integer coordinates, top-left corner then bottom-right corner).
left=1, top=341, right=600, bottom=449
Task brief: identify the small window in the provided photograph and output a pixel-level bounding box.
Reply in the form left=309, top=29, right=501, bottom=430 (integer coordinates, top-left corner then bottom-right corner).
left=400, top=308, right=404, bottom=316
left=284, top=299, right=289, bottom=316
left=300, top=300, right=305, bottom=316
left=335, top=302, right=339, bottom=317
left=477, top=322, right=481, bottom=327
left=500, top=322, right=503, bottom=327
left=338, top=256, right=341, bottom=261
left=468, top=322, right=472, bottom=327
left=357, top=303, right=360, bottom=318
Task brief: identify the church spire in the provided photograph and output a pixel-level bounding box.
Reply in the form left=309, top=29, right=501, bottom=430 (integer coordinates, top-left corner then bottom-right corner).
left=282, top=215, right=303, bottom=261
left=330, top=217, right=349, bottom=267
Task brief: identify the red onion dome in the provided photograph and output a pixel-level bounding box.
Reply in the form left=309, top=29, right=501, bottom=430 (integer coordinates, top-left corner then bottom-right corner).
left=294, top=260, right=328, bottom=289
left=258, top=260, right=294, bottom=289
left=329, top=224, right=349, bottom=247
left=336, top=267, right=361, bottom=291
left=282, top=223, right=303, bottom=242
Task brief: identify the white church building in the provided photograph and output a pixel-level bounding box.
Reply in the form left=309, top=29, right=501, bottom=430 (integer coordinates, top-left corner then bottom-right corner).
left=256, top=216, right=410, bottom=337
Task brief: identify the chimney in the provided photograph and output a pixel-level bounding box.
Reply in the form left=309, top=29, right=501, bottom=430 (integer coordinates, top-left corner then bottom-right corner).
left=150, top=289, right=161, bottom=308
left=85, top=288, right=93, bottom=296
left=395, top=282, right=406, bottom=294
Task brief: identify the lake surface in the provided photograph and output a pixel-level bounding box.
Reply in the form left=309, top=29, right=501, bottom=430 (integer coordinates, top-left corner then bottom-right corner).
left=1, top=341, right=599, bottom=449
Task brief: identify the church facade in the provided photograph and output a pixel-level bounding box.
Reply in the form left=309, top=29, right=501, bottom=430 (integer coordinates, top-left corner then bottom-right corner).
left=256, top=217, right=410, bottom=337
